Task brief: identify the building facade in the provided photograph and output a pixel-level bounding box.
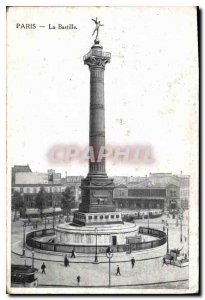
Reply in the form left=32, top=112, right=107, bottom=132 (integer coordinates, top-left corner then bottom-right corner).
left=114, top=183, right=180, bottom=212
left=177, top=175, right=190, bottom=209
left=148, top=172, right=189, bottom=209
left=12, top=165, right=32, bottom=185
left=12, top=167, right=189, bottom=213
left=12, top=168, right=62, bottom=208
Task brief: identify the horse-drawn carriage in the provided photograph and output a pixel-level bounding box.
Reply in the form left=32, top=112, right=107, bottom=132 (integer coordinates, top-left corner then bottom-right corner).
left=163, top=247, right=184, bottom=265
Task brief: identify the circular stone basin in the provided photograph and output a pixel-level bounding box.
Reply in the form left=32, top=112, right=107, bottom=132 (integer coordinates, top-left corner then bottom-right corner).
left=26, top=226, right=165, bottom=254
left=55, top=222, right=139, bottom=246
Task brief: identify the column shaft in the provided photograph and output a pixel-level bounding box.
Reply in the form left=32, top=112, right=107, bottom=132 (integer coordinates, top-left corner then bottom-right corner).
left=89, top=67, right=106, bottom=176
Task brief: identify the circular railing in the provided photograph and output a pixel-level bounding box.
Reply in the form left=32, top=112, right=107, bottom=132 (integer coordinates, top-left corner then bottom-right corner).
left=26, top=226, right=166, bottom=254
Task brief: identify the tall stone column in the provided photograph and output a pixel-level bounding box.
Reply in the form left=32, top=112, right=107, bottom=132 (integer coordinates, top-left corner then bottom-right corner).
left=84, top=44, right=111, bottom=177
left=75, top=42, right=116, bottom=218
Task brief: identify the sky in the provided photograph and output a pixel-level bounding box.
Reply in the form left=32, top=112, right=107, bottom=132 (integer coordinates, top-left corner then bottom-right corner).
left=7, top=6, right=198, bottom=177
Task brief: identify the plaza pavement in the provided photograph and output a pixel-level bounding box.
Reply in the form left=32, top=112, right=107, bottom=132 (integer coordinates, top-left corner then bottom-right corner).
left=10, top=212, right=189, bottom=288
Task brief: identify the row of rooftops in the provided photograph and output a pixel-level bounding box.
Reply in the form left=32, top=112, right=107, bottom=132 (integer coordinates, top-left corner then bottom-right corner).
left=11, top=165, right=189, bottom=189
left=115, top=183, right=180, bottom=189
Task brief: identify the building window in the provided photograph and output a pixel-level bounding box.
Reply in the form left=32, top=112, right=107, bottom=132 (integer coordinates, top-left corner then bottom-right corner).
left=33, top=187, right=37, bottom=193
left=120, top=190, right=124, bottom=196
left=170, top=190, right=176, bottom=197
left=111, top=215, right=114, bottom=219
left=100, top=215, right=103, bottom=219
left=116, top=215, right=119, bottom=218
left=94, top=216, right=98, bottom=220
left=26, top=187, right=30, bottom=193
left=105, top=215, right=109, bottom=219
left=88, top=216, right=92, bottom=220
left=20, top=188, right=23, bottom=193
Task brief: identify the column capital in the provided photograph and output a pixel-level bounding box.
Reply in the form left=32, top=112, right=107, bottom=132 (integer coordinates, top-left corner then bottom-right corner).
left=83, top=45, right=111, bottom=69
left=84, top=56, right=110, bottom=69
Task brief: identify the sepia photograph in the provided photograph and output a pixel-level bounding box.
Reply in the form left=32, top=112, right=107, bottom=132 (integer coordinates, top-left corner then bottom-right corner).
left=6, top=6, right=199, bottom=294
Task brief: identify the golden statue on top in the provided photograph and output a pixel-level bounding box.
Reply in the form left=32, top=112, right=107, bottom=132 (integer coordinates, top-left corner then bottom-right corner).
left=92, top=17, right=104, bottom=43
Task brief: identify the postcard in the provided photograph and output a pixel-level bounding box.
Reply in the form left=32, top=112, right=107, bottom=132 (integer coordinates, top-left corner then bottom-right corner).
left=7, top=6, right=199, bottom=294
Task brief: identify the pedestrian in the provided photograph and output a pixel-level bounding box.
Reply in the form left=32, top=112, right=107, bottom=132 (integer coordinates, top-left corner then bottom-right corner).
left=77, top=275, right=80, bottom=286
left=41, top=262, right=46, bottom=274
left=131, top=257, right=135, bottom=268
left=162, top=257, right=167, bottom=266
left=116, top=265, right=121, bottom=276
left=71, top=248, right=76, bottom=258
left=64, top=254, right=69, bottom=267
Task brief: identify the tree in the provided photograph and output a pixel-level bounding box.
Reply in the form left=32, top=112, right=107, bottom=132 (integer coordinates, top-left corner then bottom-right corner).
left=35, top=187, right=48, bottom=218
left=61, top=187, right=75, bottom=222
left=12, top=191, right=24, bottom=221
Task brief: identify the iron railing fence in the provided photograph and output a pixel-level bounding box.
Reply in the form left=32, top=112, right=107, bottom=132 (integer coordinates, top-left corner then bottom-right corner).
left=83, top=49, right=111, bottom=61
left=26, top=226, right=166, bottom=254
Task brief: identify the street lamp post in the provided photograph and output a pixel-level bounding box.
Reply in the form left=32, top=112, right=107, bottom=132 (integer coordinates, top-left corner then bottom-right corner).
left=49, top=172, right=55, bottom=229
left=148, top=212, right=150, bottom=230
left=53, top=205, right=55, bottom=228
left=22, top=223, right=26, bottom=256
left=52, top=190, right=56, bottom=229
left=166, top=225, right=169, bottom=254
left=188, top=206, right=189, bottom=259
left=94, top=227, right=98, bottom=263
left=44, top=215, right=47, bottom=229
left=106, top=246, right=113, bottom=288
left=180, top=210, right=183, bottom=243
left=31, top=250, right=35, bottom=269
left=180, top=216, right=182, bottom=242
